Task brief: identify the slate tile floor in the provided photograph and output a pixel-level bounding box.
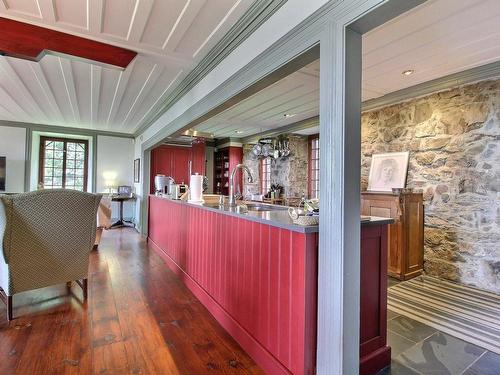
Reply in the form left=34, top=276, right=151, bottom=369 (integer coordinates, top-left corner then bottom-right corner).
left=379, top=278, right=500, bottom=375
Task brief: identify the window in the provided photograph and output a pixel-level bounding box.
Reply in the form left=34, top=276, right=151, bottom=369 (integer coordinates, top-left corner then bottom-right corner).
left=39, top=137, right=88, bottom=191
left=309, top=136, right=319, bottom=199
left=260, top=157, right=271, bottom=194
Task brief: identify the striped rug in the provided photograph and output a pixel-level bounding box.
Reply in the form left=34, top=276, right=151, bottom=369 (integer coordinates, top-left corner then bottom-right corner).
left=388, top=276, right=500, bottom=355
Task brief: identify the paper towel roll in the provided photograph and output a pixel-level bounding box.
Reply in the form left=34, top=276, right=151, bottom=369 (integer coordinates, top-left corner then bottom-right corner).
left=189, top=173, right=204, bottom=203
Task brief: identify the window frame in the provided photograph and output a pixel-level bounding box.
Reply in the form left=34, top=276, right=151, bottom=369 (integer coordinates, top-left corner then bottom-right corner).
left=39, top=136, right=89, bottom=191
left=260, top=156, right=271, bottom=194
left=308, top=134, right=320, bottom=199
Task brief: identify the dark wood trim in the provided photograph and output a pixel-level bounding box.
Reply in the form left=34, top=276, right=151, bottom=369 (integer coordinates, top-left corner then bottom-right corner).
left=39, top=136, right=89, bottom=191
left=0, top=288, right=13, bottom=321
left=308, top=134, right=319, bottom=198
left=83, top=141, right=89, bottom=191
left=75, top=279, right=88, bottom=299
left=259, top=158, right=263, bottom=194
left=259, top=157, right=271, bottom=195
left=0, top=17, right=136, bottom=69
left=62, top=139, right=68, bottom=189
left=38, top=138, right=46, bottom=190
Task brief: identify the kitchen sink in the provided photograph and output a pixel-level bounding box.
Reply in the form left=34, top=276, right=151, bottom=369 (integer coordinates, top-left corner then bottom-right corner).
left=244, top=203, right=288, bottom=211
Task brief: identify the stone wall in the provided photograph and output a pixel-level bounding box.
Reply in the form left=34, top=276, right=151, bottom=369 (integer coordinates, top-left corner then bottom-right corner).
left=361, top=79, right=500, bottom=293
left=242, top=135, right=309, bottom=198
left=242, top=144, right=261, bottom=196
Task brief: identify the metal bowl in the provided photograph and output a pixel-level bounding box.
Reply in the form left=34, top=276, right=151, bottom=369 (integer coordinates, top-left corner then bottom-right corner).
left=251, top=143, right=262, bottom=156
left=262, top=144, right=274, bottom=157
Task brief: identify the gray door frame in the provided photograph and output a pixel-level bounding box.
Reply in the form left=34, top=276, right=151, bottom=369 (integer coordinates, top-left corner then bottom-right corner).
left=138, top=1, right=425, bottom=372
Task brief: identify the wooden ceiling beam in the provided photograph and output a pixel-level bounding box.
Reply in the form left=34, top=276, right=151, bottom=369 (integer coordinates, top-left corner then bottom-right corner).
left=0, top=17, right=137, bottom=69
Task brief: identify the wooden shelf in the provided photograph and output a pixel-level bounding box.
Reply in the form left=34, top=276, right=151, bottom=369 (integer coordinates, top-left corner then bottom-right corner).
left=213, top=147, right=242, bottom=196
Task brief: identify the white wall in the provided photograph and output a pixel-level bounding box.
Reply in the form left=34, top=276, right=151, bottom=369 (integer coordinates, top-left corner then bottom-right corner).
left=96, top=135, right=135, bottom=221
left=0, top=126, right=26, bottom=193
left=0, top=126, right=136, bottom=221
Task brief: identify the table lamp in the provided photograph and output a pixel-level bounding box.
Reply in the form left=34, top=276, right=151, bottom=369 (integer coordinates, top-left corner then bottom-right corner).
left=102, top=171, right=117, bottom=194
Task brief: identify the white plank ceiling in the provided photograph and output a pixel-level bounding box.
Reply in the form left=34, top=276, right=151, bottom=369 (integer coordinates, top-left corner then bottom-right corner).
left=0, top=0, right=254, bottom=134
left=194, top=0, right=500, bottom=138
left=194, top=59, right=320, bottom=138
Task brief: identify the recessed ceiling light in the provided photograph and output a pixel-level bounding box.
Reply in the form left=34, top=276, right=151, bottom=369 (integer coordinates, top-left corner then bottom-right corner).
left=283, top=113, right=296, bottom=118
left=235, top=130, right=243, bottom=134
left=402, top=69, right=415, bottom=76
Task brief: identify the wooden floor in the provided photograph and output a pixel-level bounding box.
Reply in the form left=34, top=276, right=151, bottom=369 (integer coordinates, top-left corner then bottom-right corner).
left=0, top=228, right=264, bottom=374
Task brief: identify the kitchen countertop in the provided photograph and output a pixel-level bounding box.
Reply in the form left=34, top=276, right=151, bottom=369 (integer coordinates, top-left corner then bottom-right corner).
left=150, top=195, right=393, bottom=234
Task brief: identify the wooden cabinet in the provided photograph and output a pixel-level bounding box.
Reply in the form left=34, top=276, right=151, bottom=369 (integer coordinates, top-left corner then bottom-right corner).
left=361, top=191, right=424, bottom=280
left=213, top=146, right=242, bottom=195
left=360, top=224, right=391, bottom=375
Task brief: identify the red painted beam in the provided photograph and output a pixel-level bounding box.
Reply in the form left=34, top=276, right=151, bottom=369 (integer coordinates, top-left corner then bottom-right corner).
left=0, top=17, right=136, bottom=69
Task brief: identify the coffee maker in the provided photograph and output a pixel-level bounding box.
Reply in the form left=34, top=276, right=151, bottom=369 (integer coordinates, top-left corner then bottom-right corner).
left=154, top=175, right=174, bottom=195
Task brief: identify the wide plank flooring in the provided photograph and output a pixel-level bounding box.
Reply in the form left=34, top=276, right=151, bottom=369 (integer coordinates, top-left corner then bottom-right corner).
left=0, top=228, right=264, bottom=374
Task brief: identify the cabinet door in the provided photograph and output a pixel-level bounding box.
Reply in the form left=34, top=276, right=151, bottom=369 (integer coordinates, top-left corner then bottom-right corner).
left=404, top=196, right=424, bottom=277
left=172, top=147, right=190, bottom=184
left=150, top=146, right=173, bottom=193
left=361, top=195, right=402, bottom=278
left=191, top=142, right=206, bottom=176
left=154, top=147, right=173, bottom=176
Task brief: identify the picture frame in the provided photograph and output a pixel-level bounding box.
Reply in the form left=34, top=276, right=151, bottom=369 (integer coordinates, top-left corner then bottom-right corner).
left=118, top=185, right=132, bottom=196
left=367, top=151, right=409, bottom=192
left=134, top=158, right=140, bottom=183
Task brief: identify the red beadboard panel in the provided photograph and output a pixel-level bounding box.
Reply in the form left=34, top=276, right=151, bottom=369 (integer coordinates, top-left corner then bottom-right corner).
left=148, top=196, right=318, bottom=375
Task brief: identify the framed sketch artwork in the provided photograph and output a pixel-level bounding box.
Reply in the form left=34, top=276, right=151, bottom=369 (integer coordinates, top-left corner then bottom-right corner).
left=134, top=158, right=140, bottom=183
left=367, top=152, right=409, bottom=192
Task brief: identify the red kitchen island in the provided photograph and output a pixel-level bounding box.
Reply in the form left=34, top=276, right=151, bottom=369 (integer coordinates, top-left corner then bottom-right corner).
left=148, top=195, right=393, bottom=375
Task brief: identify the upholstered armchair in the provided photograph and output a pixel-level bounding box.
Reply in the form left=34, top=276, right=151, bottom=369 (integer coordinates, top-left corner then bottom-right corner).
left=0, top=189, right=101, bottom=320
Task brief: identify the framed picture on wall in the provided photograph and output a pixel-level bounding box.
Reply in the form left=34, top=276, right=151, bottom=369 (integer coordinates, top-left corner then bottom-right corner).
left=367, top=151, right=409, bottom=192
left=0, top=156, right=5, bottom=191
left=134, top=158, right=140, bottom=183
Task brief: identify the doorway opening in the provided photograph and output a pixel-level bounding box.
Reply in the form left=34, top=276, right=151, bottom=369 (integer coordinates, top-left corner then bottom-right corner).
left=354, top=0, right=500, bottom=373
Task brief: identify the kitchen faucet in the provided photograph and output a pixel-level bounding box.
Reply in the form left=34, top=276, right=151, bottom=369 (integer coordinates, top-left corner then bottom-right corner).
left=228, top=164, right=254, bottom=206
